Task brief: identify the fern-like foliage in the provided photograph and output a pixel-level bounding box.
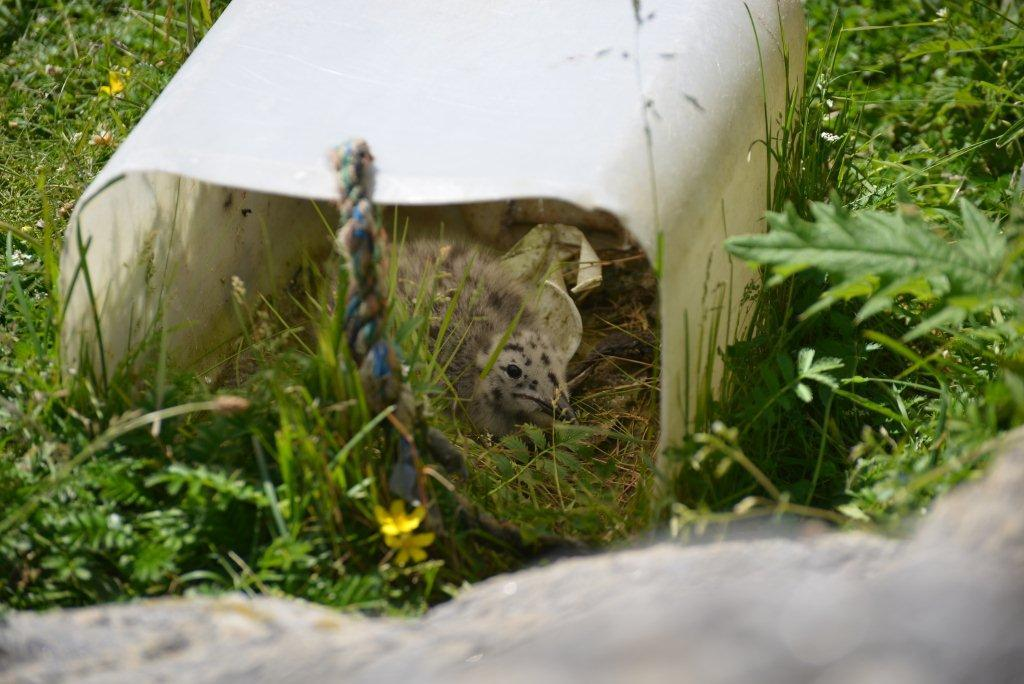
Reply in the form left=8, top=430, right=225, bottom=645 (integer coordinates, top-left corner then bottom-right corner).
left=726, top=199, right=1020, bottom=338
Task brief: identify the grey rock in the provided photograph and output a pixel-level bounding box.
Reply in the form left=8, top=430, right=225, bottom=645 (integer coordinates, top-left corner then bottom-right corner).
left=4, top=433, right=1024, bottom=683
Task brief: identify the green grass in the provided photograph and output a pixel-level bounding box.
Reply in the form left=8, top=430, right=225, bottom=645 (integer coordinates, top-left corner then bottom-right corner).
left=1, top=0, right=657, bottom=611
left=669, top=0, right=1024, bottom=528
left=2, top=0, right=1021, bottom=613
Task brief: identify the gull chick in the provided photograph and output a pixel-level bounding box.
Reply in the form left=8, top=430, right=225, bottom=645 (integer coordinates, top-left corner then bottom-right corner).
left=395, top=240, right=575, bottom=436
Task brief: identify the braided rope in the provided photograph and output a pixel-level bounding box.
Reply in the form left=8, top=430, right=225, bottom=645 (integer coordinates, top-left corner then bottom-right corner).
left=336, top=142, right=389, bottom=371
left=333, top=139, right=421, bottom=501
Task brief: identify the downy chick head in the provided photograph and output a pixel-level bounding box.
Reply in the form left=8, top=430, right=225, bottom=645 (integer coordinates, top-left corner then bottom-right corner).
left=468, top=328, right=576, bottom=436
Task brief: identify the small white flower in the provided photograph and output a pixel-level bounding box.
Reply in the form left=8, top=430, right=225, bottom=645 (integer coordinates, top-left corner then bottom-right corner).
left=107, top=513, right=123, bottom=529
left=231, top=274, right=247, bottom=300
left=936, top=7, right=948, bottom=19
left=821, top=131, right=841, bottom=144
left=9, top=249, right=31, bottom=267
left=826, top=98, right=834, bottom=108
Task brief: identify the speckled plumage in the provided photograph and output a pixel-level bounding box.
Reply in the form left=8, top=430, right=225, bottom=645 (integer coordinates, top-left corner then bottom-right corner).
left=394, top=240, right=575, bottom=436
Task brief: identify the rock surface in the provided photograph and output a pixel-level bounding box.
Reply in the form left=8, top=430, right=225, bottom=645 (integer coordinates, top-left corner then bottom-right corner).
left=3, top=436, right=1024, bottom=683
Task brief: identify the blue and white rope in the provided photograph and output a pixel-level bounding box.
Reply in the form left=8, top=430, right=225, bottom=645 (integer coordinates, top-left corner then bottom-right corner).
left=333, top=139, right=420, bottom=501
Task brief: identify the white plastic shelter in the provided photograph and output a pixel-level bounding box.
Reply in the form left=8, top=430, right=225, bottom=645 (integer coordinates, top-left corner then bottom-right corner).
left=60, top=0, right=805, bottom=453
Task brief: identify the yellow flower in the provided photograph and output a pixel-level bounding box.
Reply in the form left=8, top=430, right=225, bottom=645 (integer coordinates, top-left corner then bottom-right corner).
left=374, top=500, right=426, bottom=537
left=384, top=531, right=436, bottom=567
left=374, top=500, right=434, bottom=566
left=98, top=70, right=128, bottom=97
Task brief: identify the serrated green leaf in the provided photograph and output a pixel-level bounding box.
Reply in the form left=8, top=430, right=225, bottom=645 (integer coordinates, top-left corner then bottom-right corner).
left=959, top=198, right=1006, bottom=266
left=805, top=373, right=839, bottom=390
left=725, top=200, right=1019, bottom=333
left=822, top=274, right=879, bottom=301
left=905, top=307, right=969, bottom=341
left=797, top=348, right=815, bottom=374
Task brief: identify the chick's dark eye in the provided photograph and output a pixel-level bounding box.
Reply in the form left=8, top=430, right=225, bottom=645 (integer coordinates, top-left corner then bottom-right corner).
left=505, top=364, right=522, bottom=379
